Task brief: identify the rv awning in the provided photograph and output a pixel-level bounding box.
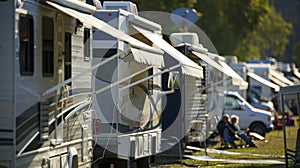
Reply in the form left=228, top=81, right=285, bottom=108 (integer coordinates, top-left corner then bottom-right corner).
left=270, top=76, right=288, bottom=87
left=125, top=47, right=164, bottom=68
left=192, top=51, right=247, bottom=89
left=47, top=1, right=165, bottom=68
left=294, top=70, right=300, bottom=80
left=192, top=51, right=226, bottom=73
left=270, top=70, right=294, bottom=86
left=218, top=60, right=248, bottom=90
left=132, top=25, right=203, bottom=78
left=247, top=72, right=280, bottom=92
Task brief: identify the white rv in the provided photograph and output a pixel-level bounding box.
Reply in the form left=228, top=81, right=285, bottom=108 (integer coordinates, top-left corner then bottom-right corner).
left=246, top=63, right=293, bottom=98
left=164, top=33, right=247, bottom=150
left=91, top=2, right=204, bottom=167
left=91, top=2, right=164, bottom=167
left=0, top=0, right=101, bottom=167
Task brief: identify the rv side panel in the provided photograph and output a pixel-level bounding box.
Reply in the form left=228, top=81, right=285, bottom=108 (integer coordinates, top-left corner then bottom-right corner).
left=0, top=1, right=16, bottom=167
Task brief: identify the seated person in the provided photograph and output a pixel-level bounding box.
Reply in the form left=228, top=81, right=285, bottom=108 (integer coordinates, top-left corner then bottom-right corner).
left=230, top=115, right=257, bottom=148
left=216, top=114, right=236, bottom=148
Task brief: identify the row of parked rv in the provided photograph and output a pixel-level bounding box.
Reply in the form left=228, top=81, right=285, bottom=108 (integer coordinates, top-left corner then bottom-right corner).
left=1, top=0, right=299, bottom=167
left=225, top=56, right=300, bottom=129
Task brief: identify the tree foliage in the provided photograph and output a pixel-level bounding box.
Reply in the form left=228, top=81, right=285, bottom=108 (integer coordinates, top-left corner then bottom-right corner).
left=292, top=42, right=300, bottom=64
left=235, top=4, right=292, bottom=60
left=195, top=0, right=268, bottom=55
left=195, top=0, right=292, bottom=60
left=131, top=0, right=197, bottom=12
left=104, top=0, right=292, bottom=61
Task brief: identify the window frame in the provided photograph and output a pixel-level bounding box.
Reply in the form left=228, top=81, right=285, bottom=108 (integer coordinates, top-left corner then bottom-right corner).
left=19, top=14, right=34, bottom=76
left=42, top=16, right=54, bottom=77
left=83, top=28, right=90, bottom=62
left=64, top=32, right=72, bottom=83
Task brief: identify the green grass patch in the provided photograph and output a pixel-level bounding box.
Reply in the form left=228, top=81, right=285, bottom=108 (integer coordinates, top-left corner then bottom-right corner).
left=155, top=126, right=298, bottom=167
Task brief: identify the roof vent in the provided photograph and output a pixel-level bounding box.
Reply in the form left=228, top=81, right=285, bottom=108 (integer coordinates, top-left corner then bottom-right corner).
left=103, top=1, right=138, bottom=15
left=169, top=33, right=199, bottom=47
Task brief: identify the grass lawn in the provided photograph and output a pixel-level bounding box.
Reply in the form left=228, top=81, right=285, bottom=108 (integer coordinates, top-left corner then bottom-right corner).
left=154, top=126, right=298, bottom=168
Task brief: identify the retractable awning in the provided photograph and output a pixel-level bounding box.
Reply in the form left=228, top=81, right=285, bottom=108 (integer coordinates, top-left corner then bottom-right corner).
left=132, top=25, right=203, bottom=78
left=218, top=61, right=241, bottom=79
left=270, top=76, right=288, bottom=87
left=294, top=70, right=300, bottom=80
left=192, top=51, right=248, bottom=90
left=270, top=70, right=294, bottom=86
left=247, top=72, right=280, bottom=92
left=125, top=47, right=164, bottom=68
left=192, top=51, right=226, bottom=73
left=47, top=1, right=164, bottom=68
left=218, top=61, right=248, bottom=90
left=192, top=51, right=247, bottom=89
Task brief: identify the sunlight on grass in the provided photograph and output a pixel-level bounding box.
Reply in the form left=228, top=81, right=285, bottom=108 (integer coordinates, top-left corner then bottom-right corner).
left=155, top=126, right=298, bottom=168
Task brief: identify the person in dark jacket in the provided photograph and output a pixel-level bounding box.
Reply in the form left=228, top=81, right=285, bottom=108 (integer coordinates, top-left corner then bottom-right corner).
left=216, top=114, right=236, bottom=148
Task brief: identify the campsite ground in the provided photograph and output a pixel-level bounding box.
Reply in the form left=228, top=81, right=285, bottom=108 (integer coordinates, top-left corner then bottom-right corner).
left=153, top=125, right=298, bottom=168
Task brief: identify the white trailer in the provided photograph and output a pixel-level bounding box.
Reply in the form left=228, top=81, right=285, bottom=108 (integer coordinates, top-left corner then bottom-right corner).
left=45, top=1, right=182, bottom=167
left=247, top=64, right=275, bottom=99
left=0, top=0, right=103, bottom=167
left=246, top=63, right=294, bottom=100
left=91, top=2, right=165, bottom=167
left=163, top=33, right=247, bottom=151
left=126, top=28, right=205, bottom=157
left=90, top=2, right=204, bottom=166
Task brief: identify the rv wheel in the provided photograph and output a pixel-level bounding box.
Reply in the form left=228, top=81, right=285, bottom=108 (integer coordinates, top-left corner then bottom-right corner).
left=250, top=122, right=266, bottom=137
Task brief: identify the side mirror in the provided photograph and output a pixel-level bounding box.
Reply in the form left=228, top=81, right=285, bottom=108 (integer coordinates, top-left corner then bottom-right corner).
left=238, top=105, right=245, bottom=110
left=168, top=71, right=179, bottom=90
left=238, top=102, right=246, bottom=110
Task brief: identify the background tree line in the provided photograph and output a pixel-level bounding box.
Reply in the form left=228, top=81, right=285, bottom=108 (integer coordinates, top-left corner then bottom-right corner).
left=101, top=0, right=299, bottom=65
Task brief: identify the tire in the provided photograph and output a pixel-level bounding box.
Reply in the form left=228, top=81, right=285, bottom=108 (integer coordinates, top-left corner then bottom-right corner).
left=249, top=122, right=267, bottom=137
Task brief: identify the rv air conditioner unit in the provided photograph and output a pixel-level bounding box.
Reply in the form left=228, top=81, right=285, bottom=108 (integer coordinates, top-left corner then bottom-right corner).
left=103, top=1, right=138, bottom=15
left=169, top=33, right=199, bottom=47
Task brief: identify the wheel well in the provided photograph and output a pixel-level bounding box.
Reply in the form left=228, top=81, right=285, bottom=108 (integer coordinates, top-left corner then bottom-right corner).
left=249, top=121, right=266, bottom=129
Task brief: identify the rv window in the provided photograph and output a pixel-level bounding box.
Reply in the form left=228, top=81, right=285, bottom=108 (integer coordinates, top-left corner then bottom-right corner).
left=148, top=68, right=153, bottom=91
left=19, top=15, right=34, bottom=76
left=84, top=28, right=90, bottom=62
left=42, top=17, right=54, bottom=77
left=65, top=32, right=72, bottom=84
